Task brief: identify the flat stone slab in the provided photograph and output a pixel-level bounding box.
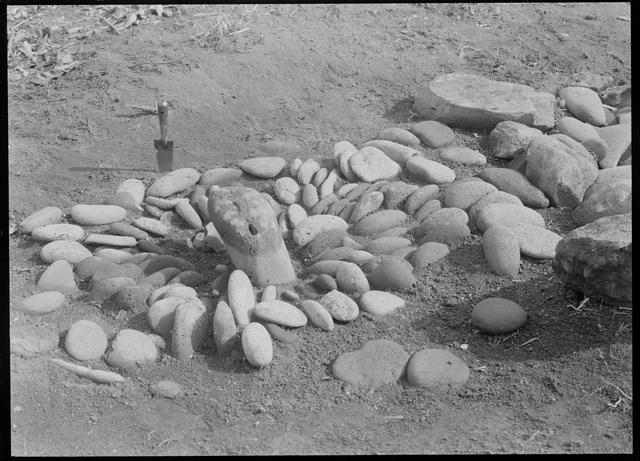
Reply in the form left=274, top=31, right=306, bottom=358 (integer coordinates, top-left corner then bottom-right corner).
left=407, top=348, right=470, bottom=388
left=413, top=72, right=555, bottom=130
left=332, top=339, right=410, bottom=389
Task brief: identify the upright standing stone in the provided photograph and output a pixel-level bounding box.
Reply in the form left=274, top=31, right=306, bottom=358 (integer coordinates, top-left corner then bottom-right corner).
left=553, top=213, right=631, bottom=306
left=208, top=185, right=296, bottom=286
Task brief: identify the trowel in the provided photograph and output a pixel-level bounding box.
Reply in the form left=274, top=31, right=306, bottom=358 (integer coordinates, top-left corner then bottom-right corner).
left=154, top=101, right=173, bottom=172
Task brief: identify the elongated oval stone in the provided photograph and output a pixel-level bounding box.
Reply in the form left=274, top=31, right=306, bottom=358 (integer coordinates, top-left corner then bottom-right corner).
left=31, top=223, right=85, bottom=242
left=253, top=300, right=308, bottom=327
left=71, top=204, right=127, bottom=226
left=19, top=206, right=63, bottom=234
left=147, top=168, right=200, bottom=198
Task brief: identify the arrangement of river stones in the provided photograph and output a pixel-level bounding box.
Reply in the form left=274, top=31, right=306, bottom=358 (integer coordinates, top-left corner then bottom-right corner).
left=11, top=72, right=631, bottom=390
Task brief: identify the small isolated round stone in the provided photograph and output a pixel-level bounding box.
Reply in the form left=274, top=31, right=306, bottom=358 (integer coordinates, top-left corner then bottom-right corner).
left=313, top=273, right=338, bottom=292
left=351, top=210, right=407, bottom=236
left=171, top=299, right=209, bottom=361
left=410, top=241, right=449, bottom=271
left=65, top=320, right=108, bottom=361
left=71, top=204, right=127, bottom=226
left=199, top=167, right=243, bottom=187
left=483, top=225, right=520, bottom=277
left=296, top=159, right=322, bottom=185
left=471, top=297, right=527, bottom=334
left=300, top=300, right=334, bottom=331
left=319, top=290, right=360, bottom=322
left=150, top=380, right=182, bottom=399
left=10, top=325, right=59, bottom=357
left=37, top=260, right=77, bottom=293
left=253, top=300, right=307, bottom=328
left=213, top=300, right=237, bottom=355
left=175, top=201, right=203, bottom=229
left=227, top=269, right=255, bottom=328
left=15, top=291, right=65, bottom=315
left=147, top=296, right=184, bottom=336
left=31, top=223, right=85, bottom=243
left=293, top=215, right=349, bottom=247
left=439, top=146, right=486, bottom=166
left=274, top=176, right=301, bottom=205
left=407, top=349, right=470, bottom=387
left=335, top=262, right=370, bottom=294
left=132, top=217, right=169, bottom=237
left=349, top=146, right=402, bottom=182
left=109, top=222, right=149, bottom=240
left=476, top=203, right=544, bottom=234
left=511, top=223, right=562, bottom=259
left=359, top=291, right=405, bottom=316
left=302, top=183, right=320, bottom=209
left=368, top=257, right=416, bottom=290
left=40, top=240, right=92, bottom=265
left=332, top=339, right=410, bottom=389
left=19, top=206, right=62, bottom=234
left=376, top=127, right=421, bottom=146
left=410, top=120, right=455, bottom=148
left=116, top=178, right=146, bottom=204
left=289, top=158, right=303, bottom=177
left=242, top=322, right=273, bottom=368
left=147, top=168, right=200, bottom=197
left=106, top=329, right=158, bottom=369
left=406, top=156, right=456, bottom=184
left=443, top=180, right=497, bottom=211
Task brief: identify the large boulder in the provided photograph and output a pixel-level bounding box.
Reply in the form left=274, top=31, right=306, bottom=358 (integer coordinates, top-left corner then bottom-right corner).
left=572, top=166, right=632, bottom=226
left=525, top=136, right=597, bottom=208
left=553, top=213, right=631, bottom=306
left=413, top=72, right=555, bottom=130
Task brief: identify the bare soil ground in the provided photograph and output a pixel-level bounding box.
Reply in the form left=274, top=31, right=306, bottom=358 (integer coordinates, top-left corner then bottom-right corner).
left=7, top=3, right=632, bottom=455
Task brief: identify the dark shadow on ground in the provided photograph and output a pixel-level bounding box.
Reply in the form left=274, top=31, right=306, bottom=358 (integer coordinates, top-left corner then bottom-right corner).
left=382, top=97, right=416, bottom=123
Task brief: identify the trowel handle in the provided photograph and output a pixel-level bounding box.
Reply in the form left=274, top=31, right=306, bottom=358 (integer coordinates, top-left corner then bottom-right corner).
left=157, top=101, right=169, bottom=143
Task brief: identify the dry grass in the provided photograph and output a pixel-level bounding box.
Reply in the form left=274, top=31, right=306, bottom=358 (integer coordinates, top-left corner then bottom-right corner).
left=189, top=5, right=259, bottom=50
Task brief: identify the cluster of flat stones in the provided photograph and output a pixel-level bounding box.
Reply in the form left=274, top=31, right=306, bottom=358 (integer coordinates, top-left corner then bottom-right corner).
left=10, top=72, right=631, bottom=389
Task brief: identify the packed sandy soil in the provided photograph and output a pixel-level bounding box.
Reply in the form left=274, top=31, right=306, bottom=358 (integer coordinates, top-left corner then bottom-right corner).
left=8, top=3, right=632, bottom=455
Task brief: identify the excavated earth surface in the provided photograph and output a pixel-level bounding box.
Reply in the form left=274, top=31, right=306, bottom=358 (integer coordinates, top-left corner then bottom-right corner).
left=7, top=3, right=632, bottom=455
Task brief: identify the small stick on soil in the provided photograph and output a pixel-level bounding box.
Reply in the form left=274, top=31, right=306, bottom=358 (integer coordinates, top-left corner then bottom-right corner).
left=130, top=55, right=186, bottom=68
left=567, top=297, right=589, bottom=312
left=383, top=415, right=404, bottom=420
left=129, top=104, right=158, bottom=115
left=101, top=16, right=121, bottom=35
left=602, top=379, right=632, bottom=401
left=517, top=337, right=540, bottom=348
left=50, top=358, right=126, bottom=384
